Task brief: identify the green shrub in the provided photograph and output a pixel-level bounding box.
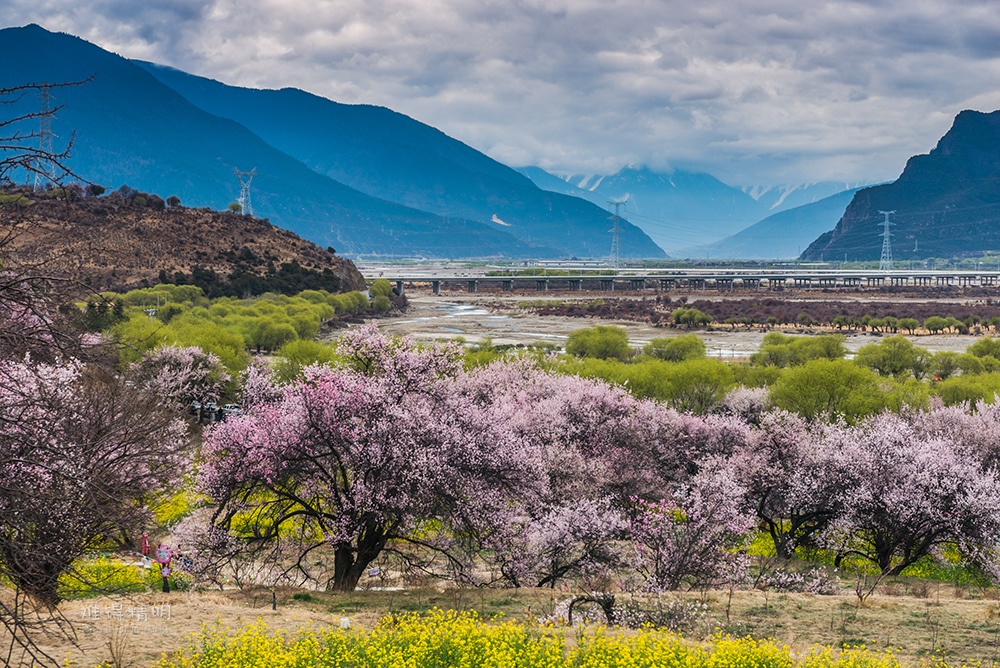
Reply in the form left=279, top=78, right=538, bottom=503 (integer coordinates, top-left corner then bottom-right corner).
left=257, top=320, right=299, bottom=352
left=657, top=358, right=735, bottom=413
left=643, top=334, right=706, bottom=362
left=932, top=374, right=1000, bottom=407
left=853, top=336, right=931, bottom=378
left=0, top=193, right=30, bottom=206
left=968, top=337, right=1000, bottom=359
left=923, top=316, right=949, bottom=333
left=274, top=339, right=339, bottom=382
left=369, top=278, right=395, bottom=298
left=770, top=359, right=926, bottom=423
left=670, top=307, right=712, bottom=328
left=565, top=325, right=631, bottom=360
left=750, top=333, right=846, bottom=368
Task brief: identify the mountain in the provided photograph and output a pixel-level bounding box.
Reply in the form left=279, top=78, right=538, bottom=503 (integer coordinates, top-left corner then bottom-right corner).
left=519, top=165, right=766, bottom=254
left=742, top=182, right=870, bottom=214
left=0, top=186, right=366, bottom=294
left=0, top=25, right=570, bottom=260
left=683, top=188, right=862, bottom=259
left=133, top=60, right=665, bottom=260
left=802, top=110, right=1000, bottom=262
left=516, top=167, right=595, bottom=198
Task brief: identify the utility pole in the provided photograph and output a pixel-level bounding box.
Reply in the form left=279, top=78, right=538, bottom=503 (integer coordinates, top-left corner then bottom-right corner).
left=608, top=198, right=627, bottom=269
left=234, top=168, right=257, bottom=216
left=878, top=210, right=895, bottom=271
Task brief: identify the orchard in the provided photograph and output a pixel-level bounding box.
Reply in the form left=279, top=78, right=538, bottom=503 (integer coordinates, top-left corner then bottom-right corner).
left=9, top=284, right=1000, bottom=665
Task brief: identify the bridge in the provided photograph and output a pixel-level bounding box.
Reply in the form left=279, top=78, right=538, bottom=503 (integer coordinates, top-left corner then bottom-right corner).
left=367, top=269, right=1000, bottom=295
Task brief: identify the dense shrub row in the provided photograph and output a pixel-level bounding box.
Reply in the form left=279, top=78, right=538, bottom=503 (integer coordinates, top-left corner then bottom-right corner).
left=473, top=326, right=1000, bottom=420
left=519, top=296, right=1000, bottom=333
left=95, top=285, right=376, bottom=371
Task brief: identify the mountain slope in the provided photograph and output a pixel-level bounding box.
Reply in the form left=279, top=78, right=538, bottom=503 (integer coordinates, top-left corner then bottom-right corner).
left=0, top=187, right=366, bottom=294
left=802, top=109, right=1000, bottom=262
left=0, top=24, right=552, bottom=259
left=134, top=61, right=665, bottom=259
left=520, top=165, right=766, bottom=253
left=683, top=188, right=862, bottom=259
left=517, top=166, right=594, bottom=198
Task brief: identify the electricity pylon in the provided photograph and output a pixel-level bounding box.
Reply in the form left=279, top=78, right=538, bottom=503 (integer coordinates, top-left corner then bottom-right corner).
left=234, top=168, right=257, bottom=216
left=878, top=210, right=895, bottom=271
left=608, top=198, right=627, bottom=269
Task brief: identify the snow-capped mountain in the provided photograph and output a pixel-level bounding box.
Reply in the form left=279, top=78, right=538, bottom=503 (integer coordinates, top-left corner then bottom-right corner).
left=743, top=182, right=872, bottom=214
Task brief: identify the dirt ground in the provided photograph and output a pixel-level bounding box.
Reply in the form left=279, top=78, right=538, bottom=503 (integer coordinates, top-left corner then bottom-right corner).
left=14, top=590, right=332, bottom=667
left=23, top=583, right=1000, bottom=666
left=370, top=290, right=978, bottom=359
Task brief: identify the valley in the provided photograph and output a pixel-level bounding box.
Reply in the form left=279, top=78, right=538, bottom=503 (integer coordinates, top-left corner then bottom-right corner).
left=5, top=15, right=1000, bottom=668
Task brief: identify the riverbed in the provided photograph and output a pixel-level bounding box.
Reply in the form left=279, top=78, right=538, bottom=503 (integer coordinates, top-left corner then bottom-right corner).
left=362, top=292, right=977, bottom=359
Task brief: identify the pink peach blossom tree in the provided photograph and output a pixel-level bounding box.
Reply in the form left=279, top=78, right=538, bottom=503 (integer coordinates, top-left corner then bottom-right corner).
left=199, top=325, right=547, bottom=591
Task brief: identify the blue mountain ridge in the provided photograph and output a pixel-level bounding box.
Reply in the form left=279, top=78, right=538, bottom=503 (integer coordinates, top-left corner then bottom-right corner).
left=132, top=60, right=665, bottom=259
left=0, top=25, right=572, bottom=259
left=802, top=109, right=1000, bottom=262
left=519, top=165, right=767, bottom=253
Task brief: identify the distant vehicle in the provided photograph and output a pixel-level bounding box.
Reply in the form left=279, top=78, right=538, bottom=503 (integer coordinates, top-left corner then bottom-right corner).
left=203, top=401, right=218, bottom=412
left=221, top=404, right=242, bottom=418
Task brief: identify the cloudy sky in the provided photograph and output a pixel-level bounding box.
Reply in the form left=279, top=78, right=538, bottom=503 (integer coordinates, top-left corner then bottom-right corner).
left=7, top=0, right=1000, bottom=186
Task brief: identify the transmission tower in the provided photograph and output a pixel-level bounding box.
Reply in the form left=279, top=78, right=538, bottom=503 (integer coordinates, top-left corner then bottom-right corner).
left=878, top=210, right=895, bottom=271
left=608, top=198, right=627, bottom=269
left=234, top=167, right=257, bottom=216
left=32, top=84, right=54, bottom=191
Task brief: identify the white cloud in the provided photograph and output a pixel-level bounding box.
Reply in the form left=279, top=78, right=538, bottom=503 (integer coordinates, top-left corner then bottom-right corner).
left=4, top=0, right=999, bottom=185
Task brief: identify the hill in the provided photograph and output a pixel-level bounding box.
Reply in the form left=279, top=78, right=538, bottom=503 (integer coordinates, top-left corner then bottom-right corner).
left=0, top=187, right=367, bottom=295
left=133, top=61, right=665, bottom=260
left=802, top=109, right=1000, bottom=261
left=684, top=188, right=862, bottom=259
left=519, top=165, right=765, bottom=254
left=0, top=25, right=555, bottom=260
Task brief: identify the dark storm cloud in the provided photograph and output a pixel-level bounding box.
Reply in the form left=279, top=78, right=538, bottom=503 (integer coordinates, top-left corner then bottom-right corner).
left=5, top=0, right=999, bottom=185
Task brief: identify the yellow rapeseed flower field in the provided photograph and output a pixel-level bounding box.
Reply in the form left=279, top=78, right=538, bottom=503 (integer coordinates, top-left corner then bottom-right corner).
left=153, top=609, right=931, bottom=668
